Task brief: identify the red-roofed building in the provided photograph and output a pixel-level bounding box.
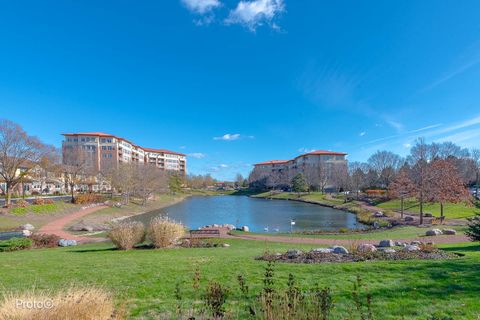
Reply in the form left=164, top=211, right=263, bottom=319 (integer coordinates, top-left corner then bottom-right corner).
left=250, top=150, right=348, bottom=191
left=62, top=132, right=186, bottom=174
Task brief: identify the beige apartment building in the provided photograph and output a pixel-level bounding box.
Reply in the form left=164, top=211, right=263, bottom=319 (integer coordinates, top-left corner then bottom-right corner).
left=250, top=150, right=348, bottom=191
left=62, top=132, right=186, bottom=175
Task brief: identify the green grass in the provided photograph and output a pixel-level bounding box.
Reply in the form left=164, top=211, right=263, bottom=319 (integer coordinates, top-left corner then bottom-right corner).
left=9, top=202, right=71, bottom=216
left=377, top=198, right=480, bottom=219
left=252, top=191, right=348, bottom=206
left=0, top=239, right=479, bottom=319
left=230, top=225, right=467, bottom=240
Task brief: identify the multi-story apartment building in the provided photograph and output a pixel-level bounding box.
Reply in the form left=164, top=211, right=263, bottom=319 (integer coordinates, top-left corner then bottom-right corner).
left=249, top=150, right=348, bottom=191
left=62, top=132, right=186, bottom=175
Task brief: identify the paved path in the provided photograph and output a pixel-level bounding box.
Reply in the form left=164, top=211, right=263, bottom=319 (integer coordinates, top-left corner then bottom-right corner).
left=39, top=205, right=108, bottom=243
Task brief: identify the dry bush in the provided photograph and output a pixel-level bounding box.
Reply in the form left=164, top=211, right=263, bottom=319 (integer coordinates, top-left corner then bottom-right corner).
left=107, top=222, right=145, bottom=250
left=148, top=217, right=185, bottom=248
left=43, top=199, right=54, bottom=205
left=15, top=199, right=29, bottom=208
left=32, top=198, right=45, bottom=205
left=0, top=286, right=124, bottom=320
left=31, top=233, right=61, bottom=248
left=74, top=193, right=104, bottom=204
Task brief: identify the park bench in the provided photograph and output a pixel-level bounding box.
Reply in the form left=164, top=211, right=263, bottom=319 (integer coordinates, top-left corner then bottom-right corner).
left=189, top=229, right=221, bottom=238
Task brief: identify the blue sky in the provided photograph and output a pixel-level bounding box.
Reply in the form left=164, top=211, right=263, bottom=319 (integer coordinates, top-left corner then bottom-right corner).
left=1, top=0, right=480, bottom=180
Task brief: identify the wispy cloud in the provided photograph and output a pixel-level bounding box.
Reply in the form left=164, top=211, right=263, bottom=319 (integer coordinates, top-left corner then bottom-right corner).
left=225, top=0, right=285, bottom=31
left=422, top=56, right=480, bottom=92
left=363, top=123, right=443, bottom=146
left=298, top=147, right=315, bottom=153
left=359, top=131, right=366, bottom=137
left=181, top=0, right=221, bottom=14
left=213, top=133, right=241, bottom=141
left=179, top=146, right=187, bottom=149
left=188, top=152, right=206, bottom=159
left=213, top=133, right=254, bottom=141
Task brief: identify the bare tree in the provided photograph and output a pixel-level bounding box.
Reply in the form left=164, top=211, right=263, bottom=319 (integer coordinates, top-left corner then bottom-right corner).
left=408, top=138, right=432, bottom=225
left=304, top=163, right=329, bottom=193
left=0, top=119, right=47, bottom=206
left=388, top=166, right=416, bottom=218
left=107, top=162, right=136, bottom=204
left=134, top=165, right=167, bottom=206
left=235, top=173, right=244, bottom=188
left=425, top=159, right=471, bottom=222
left=367, top=150, right=402, bottom=188
left=472, top=149, right=480, bottom=199
left=63, top=147, right=89, bottom=202
left=349, top=162, right=368, bottom=200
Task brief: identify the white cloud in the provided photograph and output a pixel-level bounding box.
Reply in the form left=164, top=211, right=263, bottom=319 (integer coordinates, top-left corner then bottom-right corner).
left=359, top=131, right=366, bottom=137
left=181, top=0, right=221, bottom=14
left=403, top=143, right=411, bottom=148
left=219, top=164, right=229, bottom=168
left=179, top=146, right=186, bottom=149
left=188, top=152, right=206, bottom=159
left=213, top=133, right=241, bottom=141
left=298, top=147, right=315, bottom=153
left=225, top=0, right=285, bottom=31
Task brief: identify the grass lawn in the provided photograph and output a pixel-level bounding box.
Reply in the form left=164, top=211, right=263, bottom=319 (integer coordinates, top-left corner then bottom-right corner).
left=252, top=191, right=351, bottom=207
left=0, top=239, right=479, bottom=319
left=377, top=198, right=480, bottom=219
left=0, top=201, right=79, bottom=231
left=230, top=225, right=467, bottom=240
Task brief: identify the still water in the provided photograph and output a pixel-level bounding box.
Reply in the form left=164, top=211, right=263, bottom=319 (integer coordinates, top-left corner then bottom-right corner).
left=130, top=196, right=365, bottom=232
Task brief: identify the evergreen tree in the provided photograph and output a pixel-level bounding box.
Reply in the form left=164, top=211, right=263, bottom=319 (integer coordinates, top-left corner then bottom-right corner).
left=291, top=173, right=308, bottom=193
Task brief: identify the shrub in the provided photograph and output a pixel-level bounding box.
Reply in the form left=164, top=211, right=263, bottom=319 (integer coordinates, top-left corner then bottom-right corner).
left=15, top=199, right=29, bottom=208
left=0, top=286, right=122, bottom=320
left=74, top=193, right=104, bottom=205
left=203, top=281, right=229, bottom=318
left=32, top=198, right=45, bottom=205
left=148, top=217, right=185, bottom=248
left=0, top=238, right=33, bottom=252
left=466, top=213, right=480, bottom=242
left=107, top=222, right=145, bottom=250
left=31, top=233, right=61, bottom=248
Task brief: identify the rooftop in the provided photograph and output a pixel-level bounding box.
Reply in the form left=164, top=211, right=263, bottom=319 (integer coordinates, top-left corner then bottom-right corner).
left=62, top=132, right=185, bottom=156
left=254, top=150, right=347, bottom=166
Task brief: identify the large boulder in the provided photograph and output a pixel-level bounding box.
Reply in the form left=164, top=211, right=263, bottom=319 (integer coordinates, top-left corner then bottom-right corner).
left=378, top=239, right=395, bottom=247
left=69, top=222, right=105, bottom=232
left=424, top=212, right=433, bottom=218
left=382, top=248, right=396, bottom=253
left=312, top=248, right=334, bottom=254
left=426, top=229, right=443, bottom=236
left=241, top=226, right=250, bottom=232
left=58, top=239, right=77, bottom=247
left=332, top=246, right=349, bottom=254
left=21, top=224, right=35, bottom=231
left=404, top=245, right=420, bottom=252
left=374, top=211, right=384, bottom=217
left=357, top=244, right=377, bottom=253
left=286, top=249, right=303, bottom=259
left=442, top=229, right=457, bottom=235
left=410, top=241, right=422, bottom=245
left=22, top=230, right=32, bottom=237
left=404, top=216, right=414, bottom=222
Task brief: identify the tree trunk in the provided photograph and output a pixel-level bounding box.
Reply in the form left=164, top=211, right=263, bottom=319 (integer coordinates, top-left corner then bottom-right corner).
left=419, top=191, right=424, bottom=225
left=70, top=184, right=75, bottom=203
left=6, top=183, right=12, bottom=206
left=440, top=202, right=444, bottom=224
left=400, top=197, right=404, bottom=219
left=476, top=171, right=479, bottom=200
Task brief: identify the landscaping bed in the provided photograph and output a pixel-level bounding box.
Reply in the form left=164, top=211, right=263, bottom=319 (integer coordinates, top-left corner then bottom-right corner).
left=258, top=247, right=458, bottom=264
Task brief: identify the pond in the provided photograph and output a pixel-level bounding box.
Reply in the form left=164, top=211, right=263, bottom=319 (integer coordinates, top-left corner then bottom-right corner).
left=130, top=196, right=366, bottom=232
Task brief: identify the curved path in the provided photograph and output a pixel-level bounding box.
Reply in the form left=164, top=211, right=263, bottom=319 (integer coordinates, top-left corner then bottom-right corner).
left=39, top=205, right=108, bottom=243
